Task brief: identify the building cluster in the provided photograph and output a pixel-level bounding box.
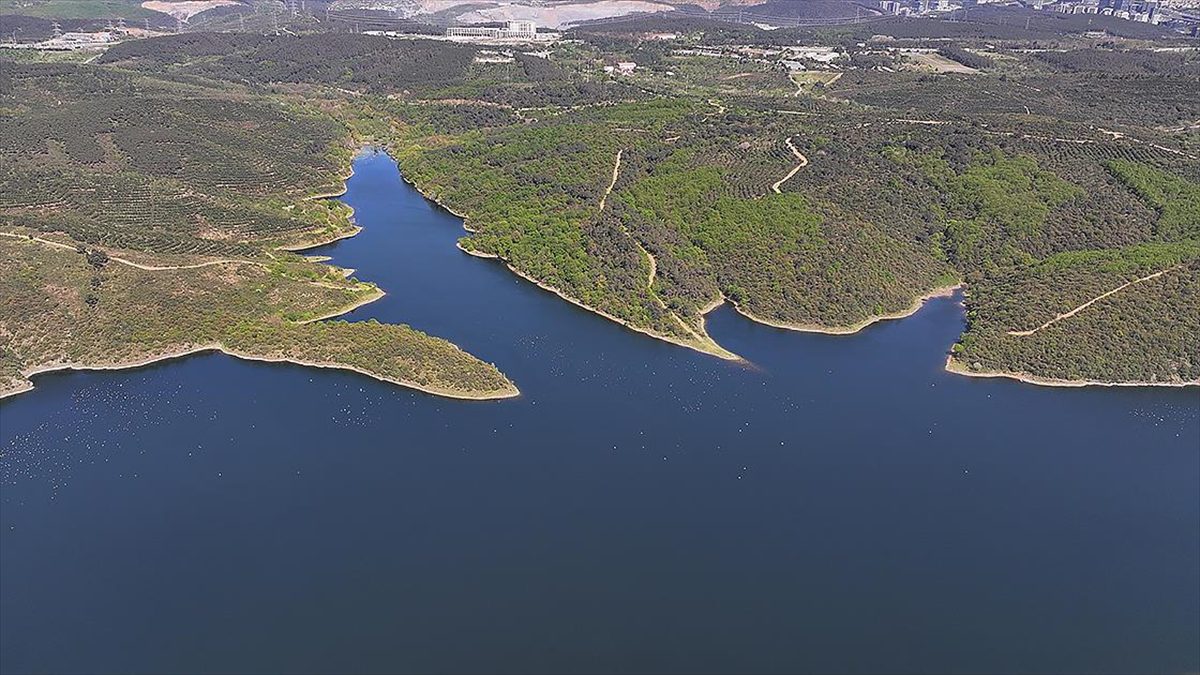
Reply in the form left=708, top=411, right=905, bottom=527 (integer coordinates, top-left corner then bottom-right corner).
left=879, top=0, right=1168, bottom=18
left=1035, top=0, right=1165, bottom=23
left=1, top=30, right=120, bottom=51
left=879, top=0, right=967, bottom=15
left=446, top=20, right=540, bottom=41
left=876, top=0, right=1199, bottom=31
left=675, top=44, right=846, bottom=64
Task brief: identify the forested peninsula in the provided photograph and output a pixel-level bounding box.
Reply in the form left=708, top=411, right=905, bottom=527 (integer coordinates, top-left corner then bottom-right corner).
left=3, top=20, right=1198, bottom=388
left=0, top=59, right=517, bottom=400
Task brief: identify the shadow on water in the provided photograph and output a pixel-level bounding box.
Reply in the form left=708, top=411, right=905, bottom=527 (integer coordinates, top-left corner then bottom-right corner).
left=2, top=150, right=1197, bottom=675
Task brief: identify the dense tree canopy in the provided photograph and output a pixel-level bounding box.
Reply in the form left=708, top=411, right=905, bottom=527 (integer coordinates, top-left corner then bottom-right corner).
left=4, top=29, right=1197, bottom=385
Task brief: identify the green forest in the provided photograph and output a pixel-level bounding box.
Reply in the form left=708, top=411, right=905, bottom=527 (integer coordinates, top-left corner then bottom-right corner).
left=0, top=57, right=517, bottom=399
left=4, top=25, right=1198, bottom=386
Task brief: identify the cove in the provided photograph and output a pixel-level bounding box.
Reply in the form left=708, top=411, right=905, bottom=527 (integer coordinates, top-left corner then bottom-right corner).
left=1, top=150, right=1197, bottom=674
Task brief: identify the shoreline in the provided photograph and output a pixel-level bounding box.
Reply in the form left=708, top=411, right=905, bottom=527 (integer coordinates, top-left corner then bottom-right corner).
left=2, top=154, right=520, bottom=403
left=943, top=355, right=1200, bottom=389
left=728, top=284, right=963, bottom=336
left=281, top=151, right=364, bottom=251
left=278, top=225, right=363, bottom=253
left=396, top=171, right=471, bottom=220
left=392, top=163, right=740, bottom=361
left=301, top=150, right=360, bottom=202
left=298, top=286, right=386, bottom=324
left=379, top=151, right=1196, bottom=391
left=455, top=242, right=742, bottom=361
left=3, top=343, right=520, bottom=402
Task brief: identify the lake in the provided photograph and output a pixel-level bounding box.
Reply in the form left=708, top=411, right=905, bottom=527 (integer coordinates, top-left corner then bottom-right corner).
left=2, top=150, right=1197, bottom=674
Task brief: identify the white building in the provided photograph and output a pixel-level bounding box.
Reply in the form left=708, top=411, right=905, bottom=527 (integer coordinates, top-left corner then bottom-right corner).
left=447, top=20, right=538, bottom=40
left=505, top=20, right=536, bottom=39
left=446, top=26, right=500, bottom=38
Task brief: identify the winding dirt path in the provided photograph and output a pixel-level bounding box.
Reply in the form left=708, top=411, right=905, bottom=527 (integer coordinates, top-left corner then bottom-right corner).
left=1007, top=266, right=1181, bottom=337
left=770, top=137, right=809, bottom=194
left=596, top=149, right=660, bottom=292
left=643, top=243, right=658, bottom=289
left=599, top=149, right=623, bottom=213
left=789, top=73, right=805, bottom=96
left=592, top=150, right=714, bottom=349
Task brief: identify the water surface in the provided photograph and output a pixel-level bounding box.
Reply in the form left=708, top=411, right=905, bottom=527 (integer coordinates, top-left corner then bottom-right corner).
left=2, top=151, right=1197, bottom=674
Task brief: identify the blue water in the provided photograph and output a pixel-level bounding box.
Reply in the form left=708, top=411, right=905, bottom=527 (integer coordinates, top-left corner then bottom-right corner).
left=2, top=151, right=1197, bottom=674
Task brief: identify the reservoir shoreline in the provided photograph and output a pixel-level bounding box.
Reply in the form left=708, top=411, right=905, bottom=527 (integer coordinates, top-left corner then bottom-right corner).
left=4, top=150, right=1196, bottom=675
left=944, top=355, right=1200, bottom=388
left=6, top=147, right=1188, bottom=401
left=4, top=342, right=519, bottom=402
left=398, top=158, right=1194, bottom=388
left=0, top=152, right=519, bottom=402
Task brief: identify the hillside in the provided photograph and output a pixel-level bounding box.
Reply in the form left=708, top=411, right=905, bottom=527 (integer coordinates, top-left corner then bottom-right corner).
left=0, top=57, right=518, bottom=399
left=10, top=25, right=1200, bottom=386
